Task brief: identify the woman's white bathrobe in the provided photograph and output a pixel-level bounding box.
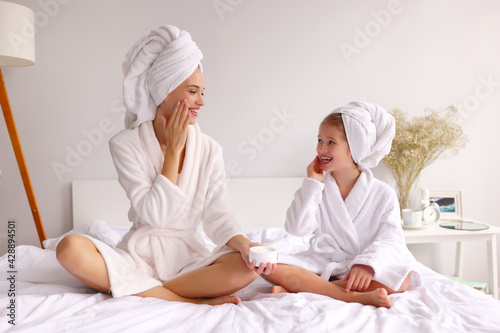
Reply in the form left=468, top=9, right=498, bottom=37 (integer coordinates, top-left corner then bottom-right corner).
left=279, top=168, right=421, bottom=291
left=83, top=121, right=243, bottom=298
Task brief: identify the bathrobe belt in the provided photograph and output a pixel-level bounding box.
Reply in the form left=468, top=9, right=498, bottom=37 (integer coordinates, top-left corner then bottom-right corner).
left=310, top=233, right=356, bottom=280
left=126, top=225, right=212, bottom=279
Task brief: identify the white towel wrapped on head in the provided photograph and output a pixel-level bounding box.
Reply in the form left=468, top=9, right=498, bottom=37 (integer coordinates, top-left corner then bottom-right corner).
left=122, top=25, right=203, bottom=129
left=331, top=101, right=395, bottom=168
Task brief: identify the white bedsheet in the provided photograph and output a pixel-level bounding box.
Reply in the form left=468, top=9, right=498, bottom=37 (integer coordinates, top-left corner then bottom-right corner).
left=1, top=222, right=500, bottom=333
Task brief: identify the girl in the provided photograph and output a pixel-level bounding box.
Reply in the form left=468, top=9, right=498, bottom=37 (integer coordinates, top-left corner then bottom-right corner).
left=56, top=25, right=275, bottom=306
left=264, top=101, right=420, bottom=308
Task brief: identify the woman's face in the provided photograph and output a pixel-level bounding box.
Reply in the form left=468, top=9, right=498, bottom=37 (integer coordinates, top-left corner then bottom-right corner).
left=157, top=67, right=205, bottom=125
left=316, top=123, right=355, bottom=173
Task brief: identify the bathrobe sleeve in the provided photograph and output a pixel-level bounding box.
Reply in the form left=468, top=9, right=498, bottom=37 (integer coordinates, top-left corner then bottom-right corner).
left=350, top=189, right=414, bottom=289
left=201, top=142, right=244, bottom=246
left=285, top=178, right=325, bottom=237
left=109, top=129, right=189, bottom=229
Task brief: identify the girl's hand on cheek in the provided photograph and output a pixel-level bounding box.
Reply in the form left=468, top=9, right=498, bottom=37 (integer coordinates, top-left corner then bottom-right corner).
left=307, top=155, right=324, bottom=182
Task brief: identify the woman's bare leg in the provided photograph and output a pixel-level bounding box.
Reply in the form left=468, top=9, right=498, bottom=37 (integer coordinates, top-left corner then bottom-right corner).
left=264, top=264, right=391, bottom=308
left=331, top=275, right=412, bottom=294
left=56, top=235, right=240, bottom=305
left=56, top=234, right=111, bottom=292
left=163, top=252, right=258, bottom=298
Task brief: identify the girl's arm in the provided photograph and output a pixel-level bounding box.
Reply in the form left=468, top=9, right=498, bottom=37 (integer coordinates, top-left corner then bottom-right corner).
left=285, top=156, right=325, bottom=236
left=285, top=178, right=323, bottom=236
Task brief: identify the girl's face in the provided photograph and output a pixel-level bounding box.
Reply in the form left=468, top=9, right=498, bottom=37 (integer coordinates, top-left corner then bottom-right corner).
left=316, top=123, right=355, bottom=173
left=157, top=67, right=205, bottom=125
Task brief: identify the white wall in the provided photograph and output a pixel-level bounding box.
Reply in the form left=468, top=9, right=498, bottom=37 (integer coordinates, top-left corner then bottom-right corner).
left=1, top=0, right=499, bottom=286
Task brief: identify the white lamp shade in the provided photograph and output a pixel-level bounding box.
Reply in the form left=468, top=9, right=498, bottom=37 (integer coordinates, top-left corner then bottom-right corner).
left=0, top=1, right=35, bottom=67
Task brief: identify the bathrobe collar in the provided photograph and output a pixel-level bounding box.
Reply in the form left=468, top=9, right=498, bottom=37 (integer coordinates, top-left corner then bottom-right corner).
left=343, top=166, right=373, bottom=224
left=139, top=121, right=201, bottom=193
left=321, top=167, right=375, bottom=255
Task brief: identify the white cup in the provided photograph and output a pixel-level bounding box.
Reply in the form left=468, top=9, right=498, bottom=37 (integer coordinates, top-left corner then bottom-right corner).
left=402, top=209, right=423, bottom=227
left=249, top=246, right=278, bottom=267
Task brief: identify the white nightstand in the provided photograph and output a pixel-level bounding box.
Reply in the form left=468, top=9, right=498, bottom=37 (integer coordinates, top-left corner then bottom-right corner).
left=403, top=222, right=500, bottom=299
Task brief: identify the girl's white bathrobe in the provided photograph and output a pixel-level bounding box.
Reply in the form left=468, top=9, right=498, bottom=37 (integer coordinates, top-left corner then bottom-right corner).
left=279, top=168, right=421, bottom=291
left=83, top=121, right=243, bottom=297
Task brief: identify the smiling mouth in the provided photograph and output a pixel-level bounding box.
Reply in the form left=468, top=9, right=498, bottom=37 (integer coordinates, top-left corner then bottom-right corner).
left=189, top=109, right=199, bottom=117
left=319, top=156, right=332, bottom=164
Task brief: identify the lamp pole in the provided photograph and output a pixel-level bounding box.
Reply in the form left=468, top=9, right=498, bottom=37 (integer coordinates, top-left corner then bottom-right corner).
left=0, top=68, right=46, bottom=247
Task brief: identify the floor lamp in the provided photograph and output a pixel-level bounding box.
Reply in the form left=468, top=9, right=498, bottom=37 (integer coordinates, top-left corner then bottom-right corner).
left=0, top=1, right=46, bottom=247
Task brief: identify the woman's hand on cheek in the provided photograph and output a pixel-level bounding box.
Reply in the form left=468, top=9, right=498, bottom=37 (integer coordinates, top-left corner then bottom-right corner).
left=165, top=100, right=191, bottom=155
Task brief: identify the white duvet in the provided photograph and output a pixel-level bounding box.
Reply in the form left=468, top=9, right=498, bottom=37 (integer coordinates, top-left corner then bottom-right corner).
left=1, top=221, right=500, bottom=333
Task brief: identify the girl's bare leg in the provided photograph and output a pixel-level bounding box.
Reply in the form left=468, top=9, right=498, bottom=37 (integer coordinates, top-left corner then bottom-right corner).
left=162, top=252, right=258, bottom=298
left=264, top=264, right=391, bottom=308
left=331, top=275, right=412, bottom=294
left=56, top=235, right=240, bottom=305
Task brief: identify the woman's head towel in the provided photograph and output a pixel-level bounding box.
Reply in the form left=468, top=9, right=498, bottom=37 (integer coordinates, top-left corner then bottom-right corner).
left=122, top=25, right=203, bottom=129
left=331, top=101, right=395, bottom=168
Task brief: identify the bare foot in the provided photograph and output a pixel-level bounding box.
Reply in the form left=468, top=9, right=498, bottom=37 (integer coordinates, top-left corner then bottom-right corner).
left=196, top=295, right=241, bottom=306
left=355, top=288, right=391, bottom=308
left=271, top=285, right=289, bottom=294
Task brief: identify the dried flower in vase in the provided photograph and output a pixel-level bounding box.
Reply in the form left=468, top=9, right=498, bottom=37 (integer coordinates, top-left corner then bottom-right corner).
left=383, top=106, right=468, bottom=213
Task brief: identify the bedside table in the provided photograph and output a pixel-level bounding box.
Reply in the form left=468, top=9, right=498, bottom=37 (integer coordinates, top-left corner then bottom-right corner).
left=403, top=222, right=500, bottom=299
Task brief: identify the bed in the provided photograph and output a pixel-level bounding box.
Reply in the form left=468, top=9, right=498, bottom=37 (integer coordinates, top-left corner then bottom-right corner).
left=1, top=178, right=500, bottom=332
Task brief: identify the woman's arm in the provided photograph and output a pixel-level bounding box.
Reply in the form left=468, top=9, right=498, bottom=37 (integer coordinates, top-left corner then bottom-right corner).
left=155, top=100, right=191, bottom=185
left=199, top=143, right=276, bottom=275
left=226, top=234, right=276, bottom=275
left=109, top=123, right=189, bottom=229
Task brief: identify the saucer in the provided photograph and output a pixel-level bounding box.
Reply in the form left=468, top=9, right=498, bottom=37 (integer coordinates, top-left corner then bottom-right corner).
left=402, top=224, right=428, bottom=230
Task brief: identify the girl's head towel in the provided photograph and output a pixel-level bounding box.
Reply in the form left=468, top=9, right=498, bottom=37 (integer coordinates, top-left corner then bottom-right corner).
left=331, top=101, right=395, bottom=168
left=122, top=25, right=203, bottom=129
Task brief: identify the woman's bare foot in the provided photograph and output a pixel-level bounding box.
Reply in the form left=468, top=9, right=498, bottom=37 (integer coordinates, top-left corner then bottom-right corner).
left=271, top=285, right=289, bottom=294
left=135, top=286, right=241, bottom=306
left=197, top=295, right=241, bottom=305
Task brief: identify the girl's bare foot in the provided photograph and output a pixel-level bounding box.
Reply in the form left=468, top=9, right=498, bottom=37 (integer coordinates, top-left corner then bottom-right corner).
left=354, top=288, right=391, bottom=308
left=197, top=295, right=241, bottom=305
left=271, top=285, right=289, bottom=294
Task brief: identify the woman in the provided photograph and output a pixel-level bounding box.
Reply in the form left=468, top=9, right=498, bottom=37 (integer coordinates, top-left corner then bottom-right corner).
left=56, top=25, right=274, bottom=305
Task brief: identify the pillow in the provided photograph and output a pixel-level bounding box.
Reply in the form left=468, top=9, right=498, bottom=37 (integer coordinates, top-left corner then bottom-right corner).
left=43, top=220, right=126, bottom=251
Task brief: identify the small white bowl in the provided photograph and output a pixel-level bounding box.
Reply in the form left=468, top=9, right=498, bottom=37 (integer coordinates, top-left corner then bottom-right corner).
left=249, top=246, right=278, bottom=267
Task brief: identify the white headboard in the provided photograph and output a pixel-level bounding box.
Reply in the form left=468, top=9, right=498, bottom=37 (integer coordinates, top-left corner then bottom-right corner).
left=72, top=178, right=304, bottom=229
left=72, top=180, right=130, bottom=228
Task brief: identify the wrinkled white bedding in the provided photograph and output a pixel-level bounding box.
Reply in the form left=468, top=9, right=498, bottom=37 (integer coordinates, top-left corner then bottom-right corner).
left=1, top=221, right=500, bottom=333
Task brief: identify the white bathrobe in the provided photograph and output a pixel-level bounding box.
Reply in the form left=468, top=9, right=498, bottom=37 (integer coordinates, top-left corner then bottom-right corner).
left=83, top=121, right=243, bottom=298
left=279, top=167, right=421, bottom=291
